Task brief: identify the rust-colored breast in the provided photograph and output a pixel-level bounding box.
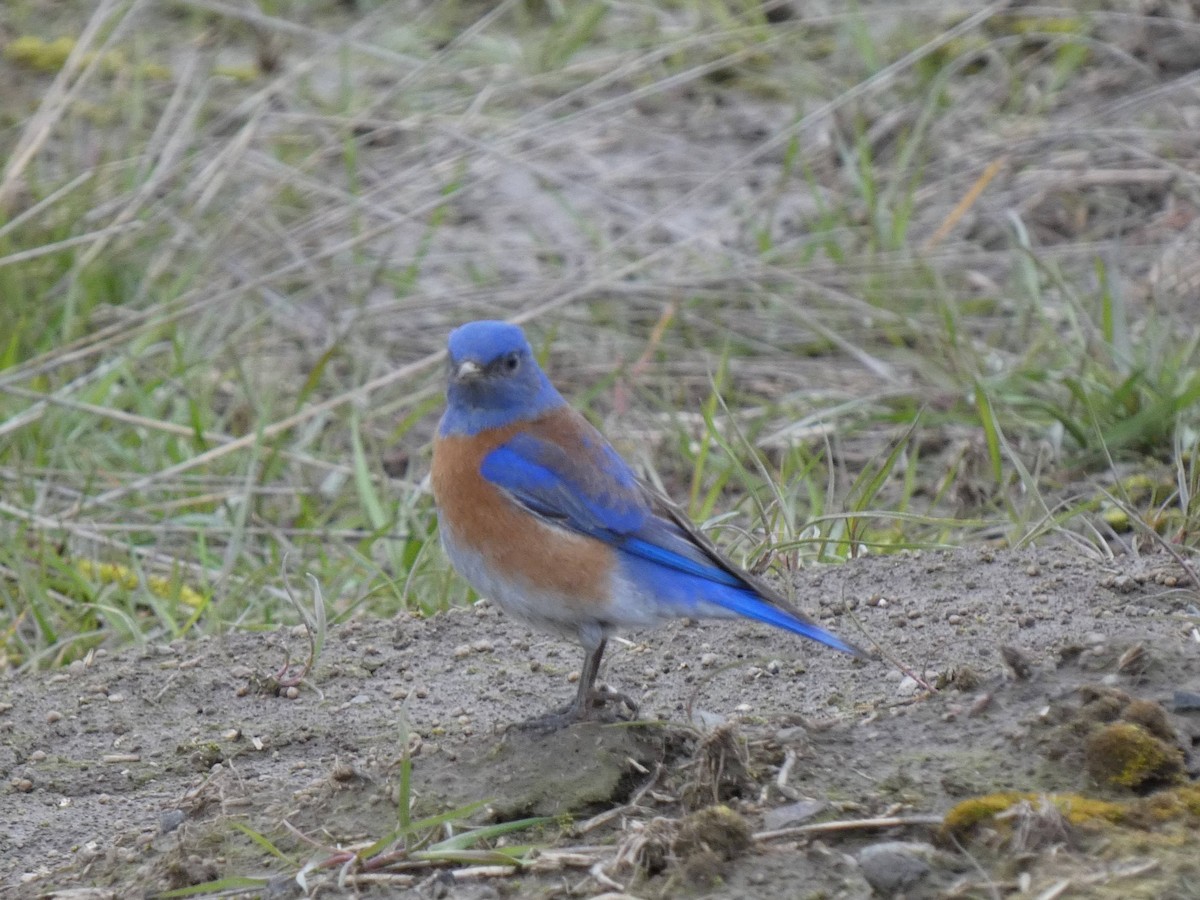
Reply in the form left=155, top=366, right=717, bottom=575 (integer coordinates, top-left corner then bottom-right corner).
left=430, top=414, right=613, bottom=613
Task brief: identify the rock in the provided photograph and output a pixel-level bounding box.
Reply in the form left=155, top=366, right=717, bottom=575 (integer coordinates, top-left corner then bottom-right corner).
left=158, top=809, right=186, bottom=834
left=856, top=840, right=935, bottom=894
left=1172, top=691, right=1200, bottom=712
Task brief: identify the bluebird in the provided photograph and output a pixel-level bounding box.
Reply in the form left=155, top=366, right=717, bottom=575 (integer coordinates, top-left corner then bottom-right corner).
left=431, top=320, right=865, bottom=727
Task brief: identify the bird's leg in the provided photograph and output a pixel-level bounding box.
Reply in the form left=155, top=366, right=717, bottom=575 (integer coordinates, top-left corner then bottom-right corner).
left=570, top=639, right=639, bottom=719
left=515, top=639, right=638, bottom=731
left=567, top=638, right=605, bottom=718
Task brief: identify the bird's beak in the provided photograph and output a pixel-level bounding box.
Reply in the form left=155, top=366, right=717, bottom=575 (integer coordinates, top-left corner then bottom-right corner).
left=453, top=360, right=483, bottom=382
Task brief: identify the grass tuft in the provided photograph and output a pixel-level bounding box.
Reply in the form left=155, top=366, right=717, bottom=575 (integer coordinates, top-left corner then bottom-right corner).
left=1, top=0, right=1198, bottom=670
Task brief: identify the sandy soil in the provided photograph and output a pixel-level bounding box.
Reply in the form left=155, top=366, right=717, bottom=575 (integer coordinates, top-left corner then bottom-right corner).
left=3, top=1, right=1200, bottom=897
left=3, top=547, right=1198, bottom=898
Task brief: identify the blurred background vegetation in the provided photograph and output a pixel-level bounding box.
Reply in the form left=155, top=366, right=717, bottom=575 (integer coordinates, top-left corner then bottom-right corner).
left=1, top=0, right=1198, bottom=669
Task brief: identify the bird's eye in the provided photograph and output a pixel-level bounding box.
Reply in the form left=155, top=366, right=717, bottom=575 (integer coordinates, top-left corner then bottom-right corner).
left=503, top=352, right=521, bottom=373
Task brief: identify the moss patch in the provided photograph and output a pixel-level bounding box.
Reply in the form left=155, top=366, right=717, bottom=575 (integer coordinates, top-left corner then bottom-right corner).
left=1084, top=723, right=1184, bottom=791
left=943, top=784, right=1200, bottom=844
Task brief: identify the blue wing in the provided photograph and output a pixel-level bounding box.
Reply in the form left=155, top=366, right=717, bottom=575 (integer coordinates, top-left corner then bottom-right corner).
left=480, top=431, right=648, bottom=536
left=482, top=430, right=723, bottom=557
left=480, top=415, right=865, bottom=657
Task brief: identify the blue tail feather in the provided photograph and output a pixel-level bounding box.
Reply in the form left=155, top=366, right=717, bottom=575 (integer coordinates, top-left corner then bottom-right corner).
left=706, top=584, right=863, bottom=657
left=620, top=555, right=863, bottom=658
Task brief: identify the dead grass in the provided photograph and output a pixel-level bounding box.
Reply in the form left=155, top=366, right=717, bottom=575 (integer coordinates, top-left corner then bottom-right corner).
left=0, top=0, right=1198, bottom=679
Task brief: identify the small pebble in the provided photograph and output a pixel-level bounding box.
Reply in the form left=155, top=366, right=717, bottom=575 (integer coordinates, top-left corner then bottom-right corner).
left=1107, top=574, right=1136, bottom=593
left=857, top=841, right=935, bottom=894
left=1172, top=690, right=1200, bottom=712
left=285, top=686, right=300, bottom=700
left=1000, top=645, right=1033, bottom=680
left=700, top=653, right=719, bottom=668
left=46, top=710, right=63, bottom=724
left=29, top=750, right=46, bottom=763
left=13, top=778, right=33, bottom=793
left=968, top=694, right=993, bottom=717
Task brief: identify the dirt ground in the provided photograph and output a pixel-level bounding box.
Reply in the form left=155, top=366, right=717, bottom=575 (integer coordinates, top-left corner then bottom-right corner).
left=4, top=0, right=1200, bottom=896
left=3, top=546, right=1199, bottom=898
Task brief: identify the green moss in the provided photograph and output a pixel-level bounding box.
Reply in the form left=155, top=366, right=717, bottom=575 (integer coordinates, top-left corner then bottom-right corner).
left=941, top=791, right=1028, bottom=836
left=5, top=35, right=76, bottom=72
left=1121, top=699, right=1176, bottom=742
left=999, top=16, right=1085, bottom=36
left=1128, top=783, right=1200, bottom=827
left=4, top=34, right=170, bottom=79
left=674, top=805, right=752, bottom=861
left=943, top=790, right=1128, bottom=841
left=213, top=64, right=260, bottom=83
left=1085, top=723, right=1184, bottom=790
left=944, top=785, right=1200, bottom=845
left=1054, top=794, right=1127, bottom=826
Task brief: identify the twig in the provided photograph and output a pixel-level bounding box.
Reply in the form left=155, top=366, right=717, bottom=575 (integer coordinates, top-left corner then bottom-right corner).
left=575, top=764, right=663, bottom=835
left=754, top=814, right=943, bottom=843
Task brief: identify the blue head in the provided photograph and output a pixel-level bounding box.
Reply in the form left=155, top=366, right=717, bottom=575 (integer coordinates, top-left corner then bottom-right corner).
left=439, top=321, right=565, bottom=436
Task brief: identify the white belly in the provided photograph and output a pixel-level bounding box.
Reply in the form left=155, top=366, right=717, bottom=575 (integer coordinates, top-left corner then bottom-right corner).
left=438, top=518, right=664, bottom=645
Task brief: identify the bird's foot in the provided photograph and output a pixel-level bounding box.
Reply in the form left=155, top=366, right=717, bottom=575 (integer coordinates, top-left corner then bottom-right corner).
left=509, top=708, right=580, bottom=733
left=589, top=684, right=639, bottom=718
left=511, top=684, right=639, bottom=732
